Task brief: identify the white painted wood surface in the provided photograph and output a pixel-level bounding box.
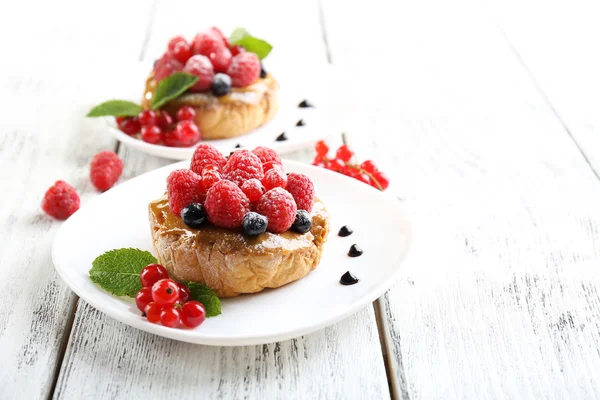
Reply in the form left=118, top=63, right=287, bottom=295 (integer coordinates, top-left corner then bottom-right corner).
left=2, top=0, right=600, bottom=398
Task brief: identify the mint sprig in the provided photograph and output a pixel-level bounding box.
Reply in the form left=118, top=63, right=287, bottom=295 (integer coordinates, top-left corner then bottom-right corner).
left=150, top=72, right=198, bottom=110
left=87, top=100, right=143, bottom=117
left=89, top=248, right=221, bottom=317
left=229, top=28, right=272, bottom=60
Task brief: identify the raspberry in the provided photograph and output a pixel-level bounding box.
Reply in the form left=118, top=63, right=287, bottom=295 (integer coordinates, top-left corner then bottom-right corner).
left=183, top=55, right=214, bottom=92
left=240, top=178, right=265, bottom=202
left=171, top=40, right=193, bottom=64
left=209, top=27, right=229, bottom=47
left=255, top=188, right=297, bottom=233
left=154, top=53, right=183, bottom=81
left=201, top=169, right=222, bottom=191
left=286, top=173, right=315, bottom=212
left=252, top=146, right=282, bottom=165
left=262, top=167, right=287, bottom=191
left=209, top=46, right=232, bottom=73
left=229, top=45, right=244, bottom=56
left=168, top=36, right=187, bottom=52
left=166, top=169, right=205, bottom=215
left=222, top=150, right=264, bottom=186
left=192, top=31, right=222, bottom=56
left=90, top=151, right=124, bottom=192
left=204, top=180, right=250, bottom=228
left=41, top=180, right=80, bottom=220
left=190, top=143, right=227, bottom=174
left=227, top=52, right=260, bottom=87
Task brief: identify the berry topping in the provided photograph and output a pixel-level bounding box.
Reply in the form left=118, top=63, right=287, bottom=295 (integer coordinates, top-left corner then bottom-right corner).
left=41, top=181, right=80, bottom=220
left=260, top=63, right=267, bottom=79
left=141, top=125, right=163, bottom=144
left=338, top=225, right=353, bottom=237
left=183, top=55, right=214, bottom=92
left=240, top=178, right=265, bottom=202
left=275, top=132, right=287, bottom=141
left=209, top=27, right=229, bottom=46
left=262, top=167, right=287, bottom=191
left=262, top=160, right=280, bottom=172
left=175, top=120, right=201, bottom=146
left=348, top=244, right=363, bottom=257
left=151, top=278, right=180, bottom=306
left=211, top=73, right=232, bottom=97
left=166, top=169, right=205, bottom=215
left=167, top=36, right=187, bottom=52
left=138, top=110, right=159, bottom=126
left=222, top=150, right=264, bottom=187
left=140, top=264, right=169, bottom=288
left=252, top=146, right=282, bottom=165
left=201, top=169, right=222, bottom=190
left=286, top=173, right=314, bottom=212
left=178, top=283, right=191, bottom=303
left=229, top=45, right=244, bottom=56
left=340, top=271, right=359, bottom=285
left=255, top=188, right=297, bottom=233
left=242, top=212, right=268, bottom=236
left=204, top=180, right=250, bottom=228
left=181, top=301, right=206, bottom=328
left=144, top=302, right=162, bottom=323
left=227, top=52, right=260, bottom=87
left=176, top=106, right=196, bottom=121
left=90, top=151, right=124, bottom=192
left=118, top=117, right=141, bottom=136
left=190, top=143, right=227, bottom=174
left=171, top=40, right=193, bottom=64
left=336, top=145, right=353, bottom=162
left=192, top=31, right=223, bottom=57
left=296, top=119, right=305, bottom=127
left=209, top=46, right=232, bottom=73
left=291, top=210, right=312, bottom=234
left=158, top=110, right=174, bottom=129
left=298, top=99, right=314, bottom=108
left=181, top=203, right=207, bottom=229
left=154, top=54, right=183, bottom=82
left=160, top=306, right=181, bottom=327
left=135, top=287, right=153, bottom=312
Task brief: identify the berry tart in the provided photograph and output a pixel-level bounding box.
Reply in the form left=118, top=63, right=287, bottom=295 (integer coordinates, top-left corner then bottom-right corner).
left=148, top=144, right=330, bottom=297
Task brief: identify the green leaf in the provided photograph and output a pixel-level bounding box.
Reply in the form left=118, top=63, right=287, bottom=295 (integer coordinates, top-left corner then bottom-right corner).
left=87, top=100, right=142, bottom=117
left=89, top=248, right=157, bottom=297
left=229, top=28, right=273, bottom=60
left=150, top=72, right=198, bottom=110
left=186, top=282, right=221, bottom=317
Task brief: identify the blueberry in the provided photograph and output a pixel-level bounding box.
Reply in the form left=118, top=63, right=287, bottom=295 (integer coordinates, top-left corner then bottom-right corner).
left=243, top=212, right=268, bottom=236
left=181, top=203, right=207, bottom=229
left=291, top=210, right=312, bottom=233
left=211, top=73, right=232, bottom=97
left=260, top=63, right=267, bottom=78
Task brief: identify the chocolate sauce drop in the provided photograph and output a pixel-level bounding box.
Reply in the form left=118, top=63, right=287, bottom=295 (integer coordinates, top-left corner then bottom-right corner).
left=296, top=119, right=305, bottom=126
left=338, top=225, right=353, bottom=237
left=298, top=100, right=314, bottom=108
left=276, top=132, right=288, bottom=141
left=348, top=244, right=363, bottom=257
left=340, top=271, right=359, bottom=285
left=235, top=143, right=242, bottom=148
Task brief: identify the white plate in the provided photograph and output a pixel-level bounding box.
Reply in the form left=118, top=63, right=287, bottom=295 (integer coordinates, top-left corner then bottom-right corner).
left=105, top=64, right=344, bottom=159
left=52, top=161, right=412, bottom=346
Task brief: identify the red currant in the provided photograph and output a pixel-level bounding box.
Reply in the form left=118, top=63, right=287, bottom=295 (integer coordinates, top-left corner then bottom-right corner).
left=171, top=40, right=193, bottom=64
left=163, top=128, right=182, bottom=147
left=336, top=145, right=353, bottom=162
left=315, top=140, right=329, bottom=157
left=360, top=160, right=377, bottom=174
left=151, top=279, right=180, bottom=306
left=168, top=36, right=187, bottom=52
left=144, top=302, right=163, bottom=323
left=175, top=120, right=201, bottom=146
left=115, top=116, right=126, bottom=125
left=138, top=110, right=159, bottom=126
left=354, top=173, right=371, bottom=185
left=160, top=306, right=181, bottom=328
left=325, top=159, right=345, bottom=172
left=202, top=169, right=221, bottom=190
left=118, top=117, right=141, bottom=136
left=178, top=283, right=191, bottom=303
left=181, top=301, right=206, bottom=328
left=141, top=125, right=163, bottom=144
left=373, top=171, right=390, bottom=190
left=140, top=264, right=169, bottom=287
left=158, top=110, right=174, bottom=129
left=135, top=287, right=153, bottom=312
left=176, top=106, right=196, bottom=121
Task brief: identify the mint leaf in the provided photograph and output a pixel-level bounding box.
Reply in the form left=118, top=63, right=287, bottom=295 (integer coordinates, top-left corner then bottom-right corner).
left=87, top=100, right=143, bottom=117
left=89, top=248, right=157, bottom=297
left=229, top=28, right=273, bottom=60
left=150, top=72, right=198, bottom=110
left=186, top=282, right=221, bottom=317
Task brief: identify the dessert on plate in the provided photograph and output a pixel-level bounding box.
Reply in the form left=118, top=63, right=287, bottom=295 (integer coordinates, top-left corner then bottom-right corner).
left=149, top=144, right=330, bottom=297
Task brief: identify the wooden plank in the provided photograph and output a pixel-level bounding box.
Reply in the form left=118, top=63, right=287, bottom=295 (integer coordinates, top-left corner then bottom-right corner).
left=320, top=0, right=600, bottom=398
left=53, top=0, right=390, bottom=398
left=0, top=1, right=153, bottom=397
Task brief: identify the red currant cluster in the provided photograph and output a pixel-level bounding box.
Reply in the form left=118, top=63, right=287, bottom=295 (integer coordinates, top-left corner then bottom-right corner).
left=135, top=263, right=206, bottom=328
left=313, top=140, right=390, bottom=190
left=116, top=106, right=201, bottom=147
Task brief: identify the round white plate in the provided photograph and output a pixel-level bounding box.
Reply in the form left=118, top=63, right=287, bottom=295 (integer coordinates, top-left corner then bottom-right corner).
left=52, top=161, right=412, bottom=346
left=105, top=64, right=344, bottom=159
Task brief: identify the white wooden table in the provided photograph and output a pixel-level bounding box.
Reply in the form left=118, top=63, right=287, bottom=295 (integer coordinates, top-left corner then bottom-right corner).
left=2, top=0, right=600, bottom=398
